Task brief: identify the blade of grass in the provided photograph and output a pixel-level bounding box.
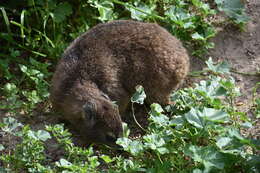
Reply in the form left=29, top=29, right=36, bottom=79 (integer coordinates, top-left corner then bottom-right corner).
left=20, top=10, right=26, bottom=44
left=33, top=29, right=55, bottom=48
left=10, top=21, right=28, bottom=32
left=0, top=7, right=12, bottom=40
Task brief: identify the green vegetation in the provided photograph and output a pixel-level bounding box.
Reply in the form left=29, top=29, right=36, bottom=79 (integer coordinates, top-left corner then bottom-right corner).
left=0, top=0, right=257, bottom=173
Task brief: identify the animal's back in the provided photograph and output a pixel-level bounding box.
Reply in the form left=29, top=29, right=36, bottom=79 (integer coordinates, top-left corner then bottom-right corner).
left=51, top=20, right=189, bottom=115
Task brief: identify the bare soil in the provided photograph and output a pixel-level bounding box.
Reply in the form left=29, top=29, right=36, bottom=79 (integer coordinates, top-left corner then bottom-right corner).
left=190, top=0, right=260, bottom=140
left=209, top=0, right=260, bottom=139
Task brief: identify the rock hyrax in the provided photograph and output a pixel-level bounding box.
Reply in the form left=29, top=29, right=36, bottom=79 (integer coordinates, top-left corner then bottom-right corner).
left=50, top=20, right=189, bottom=145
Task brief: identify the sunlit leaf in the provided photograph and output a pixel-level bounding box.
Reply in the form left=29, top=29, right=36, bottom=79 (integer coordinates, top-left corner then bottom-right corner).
left=131, top=85, right=146, bottom=104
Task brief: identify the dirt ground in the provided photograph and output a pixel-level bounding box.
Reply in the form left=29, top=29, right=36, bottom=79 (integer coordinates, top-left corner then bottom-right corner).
left=209, top=0, right=260, bottom=138
left=0, top=0, right=259, bottom=161
left=210, top=0, right=260, bottom=110
left=189, top=0, right=260, bottom=140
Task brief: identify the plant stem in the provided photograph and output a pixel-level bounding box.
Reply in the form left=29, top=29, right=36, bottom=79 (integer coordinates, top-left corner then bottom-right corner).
left=231, top=69, right=260, bottom=76
left=131, top=103, right=147, bottom=132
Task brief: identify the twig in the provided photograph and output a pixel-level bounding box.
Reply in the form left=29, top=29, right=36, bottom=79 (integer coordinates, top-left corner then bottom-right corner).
left=231, top=69, right=260, bottom=76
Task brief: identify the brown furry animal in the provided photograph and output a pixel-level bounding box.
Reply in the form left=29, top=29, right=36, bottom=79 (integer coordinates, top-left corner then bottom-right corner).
left=50, top=20, right=189, bottom=145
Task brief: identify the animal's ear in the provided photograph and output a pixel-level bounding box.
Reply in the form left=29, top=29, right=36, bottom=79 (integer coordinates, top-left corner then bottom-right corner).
left=83, top=101, right=97, bottom=121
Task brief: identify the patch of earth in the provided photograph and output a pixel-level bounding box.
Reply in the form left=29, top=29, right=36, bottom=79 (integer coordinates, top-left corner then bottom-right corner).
left=190, top=0, right=260, bottom=140
left=210, top=0, right=260, bottom=139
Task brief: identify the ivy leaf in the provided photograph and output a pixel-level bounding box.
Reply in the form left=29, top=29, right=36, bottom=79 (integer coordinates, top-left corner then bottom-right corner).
left=206, top=57, right=230, bottom=74
left=131, top=85, right=146, bottom=104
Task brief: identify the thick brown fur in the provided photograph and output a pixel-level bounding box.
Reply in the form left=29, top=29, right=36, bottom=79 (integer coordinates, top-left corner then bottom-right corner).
left=50, top=20, right=189, bottom=145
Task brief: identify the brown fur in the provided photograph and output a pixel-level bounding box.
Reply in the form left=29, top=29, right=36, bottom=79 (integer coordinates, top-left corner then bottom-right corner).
left=50, top=20, right=189, bottom=145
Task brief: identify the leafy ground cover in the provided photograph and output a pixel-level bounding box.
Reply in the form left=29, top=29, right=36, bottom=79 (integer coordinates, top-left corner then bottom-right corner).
left=0, top=0, right=259, bottom=172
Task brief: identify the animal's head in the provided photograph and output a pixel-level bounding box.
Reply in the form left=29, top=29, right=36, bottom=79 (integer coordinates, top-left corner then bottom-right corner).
left=80, top=96, right=123, bottom=146
left=56, top=82, right=123, bottom=146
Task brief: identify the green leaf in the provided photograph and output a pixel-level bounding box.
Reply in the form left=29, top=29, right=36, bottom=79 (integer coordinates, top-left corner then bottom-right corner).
left=3, top=83, right=18, bottom=94
left=184, top=145, right=225, bottom=171
left=165, top=6, right=192, bottom=27
left=0, top=144, right=4, bottom=151
left=206, top=58, right=230, bottom=74
left=127, top=2, right=155, bottom=21
left=170, top=115, right=184, bottom=129
left=53, top=2, right=72, bottom=23
left=185, top=108, right=229, bottom=129
left=97, top=1, right=116, bottom=21
left=185, top=108, right=204, bottom=129
left=122, top=122, right=130, bottom=138
left=150, top=103, right=164, bottom=114
left=88, top=0, right=117, bottom=22
left=157, top=147, right=169, bottom=154
left=192, top=32, right=205, bottom=40
left=149, top=113, right=169, bottom=127
left=195, top=78, right=227, bottom=97
left=247, top=155, right=260, bottom=171
left=144, top=133, right=166, bottom=150
left=241, top=121, right=252, bottom=128
left=36, top=130, right=51, bottom=141
left=101, top=155, right=114, bottom=163
left=215, top=0, right=249, bottom=25
left=193, top=169, right=203, bottom=173
left=216, top=137, right=232, bottom=149
left=202, top=108, right=229, bottom=122
left=129, top=140, right=143, bottom=156
left=131, top=85, right=146, bottom=104
left=2, top=117, right=23, bottom=134
left=117, top=138, right=143, bottom=156
left=56, top=158, right=72, bottom=167
left=227, top=128, right=244, bottom=140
